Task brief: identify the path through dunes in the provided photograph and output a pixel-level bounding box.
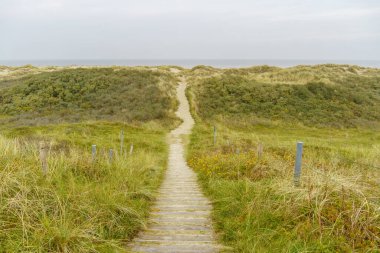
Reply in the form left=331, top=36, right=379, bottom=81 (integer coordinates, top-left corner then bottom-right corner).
left=129, top=79, right=223, bottom=253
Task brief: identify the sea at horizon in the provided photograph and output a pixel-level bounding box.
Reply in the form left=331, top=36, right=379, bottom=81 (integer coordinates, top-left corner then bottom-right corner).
left=1, top=59, right=380, bottom=68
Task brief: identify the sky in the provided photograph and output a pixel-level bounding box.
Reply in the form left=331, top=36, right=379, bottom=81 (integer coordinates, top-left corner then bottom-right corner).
left=0, top=0, right=379, bottom=60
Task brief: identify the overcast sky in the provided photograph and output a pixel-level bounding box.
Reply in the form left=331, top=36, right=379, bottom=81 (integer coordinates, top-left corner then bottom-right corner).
left=0, top=0, right=379, bottom=60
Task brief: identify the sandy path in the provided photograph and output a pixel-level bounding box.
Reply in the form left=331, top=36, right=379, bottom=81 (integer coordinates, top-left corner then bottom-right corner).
left=129, top=79, right=222, bottom=253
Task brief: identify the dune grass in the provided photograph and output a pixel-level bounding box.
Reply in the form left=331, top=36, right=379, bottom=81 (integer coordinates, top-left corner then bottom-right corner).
left=186, top=65, right=380, bottom=252
left=0, top=67, right=179, bottom=127
left=188, top=122, right=380, bottom=252
left=0, top=66, right=181, bottom=252
left=1, top=64, right=380, bottom=252
left=187, top=67, right=380, bottom=128
left=0, top=122, right=169, bottom=252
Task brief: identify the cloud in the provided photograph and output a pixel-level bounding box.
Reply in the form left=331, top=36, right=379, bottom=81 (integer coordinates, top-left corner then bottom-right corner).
left=270, top=7, right=380, bottom=22
left=0, top=0, right=379, bottom=60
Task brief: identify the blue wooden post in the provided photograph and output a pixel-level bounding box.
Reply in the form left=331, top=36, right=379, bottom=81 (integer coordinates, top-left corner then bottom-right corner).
left=294, top=141, right=303, bottom=186
left=92, top=144, right=97, bottom=162
left=109, top=149, right=113, bottom=163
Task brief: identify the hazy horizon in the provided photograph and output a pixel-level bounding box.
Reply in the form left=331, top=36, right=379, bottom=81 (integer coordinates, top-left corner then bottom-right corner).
left=1, top=59, right=380, bottom=68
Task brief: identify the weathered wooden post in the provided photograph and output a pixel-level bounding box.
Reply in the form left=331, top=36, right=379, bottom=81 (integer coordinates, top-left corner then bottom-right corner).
left=92, top=144, right=97, bottom=162
left=213, top=126, right=217, bottom=145
left=109, top=149, right=113, bottom=163
left=294, top=141, right=303, bottom=186
left=129, top=143, right=134, bottom=155
left=39, top=141, right=48, bottom=176
left=257, top=143, right=263, bottom=160
left=120, top=130, right=124, bottom=155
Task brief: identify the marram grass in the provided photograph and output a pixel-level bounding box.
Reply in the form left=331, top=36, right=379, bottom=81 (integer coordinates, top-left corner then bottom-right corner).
left=186, top=65, right=380, bottom=252
left=187, top=121, right=380, bottom=252
left=0, top=122, right=168, bottom=252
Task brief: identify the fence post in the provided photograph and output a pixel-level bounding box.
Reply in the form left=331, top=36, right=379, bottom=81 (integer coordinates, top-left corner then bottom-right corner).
left=257, top=143, right=263, bottom=160
left=213, top=126, right=217, bottom=145
left=294, top=141, right=303, bottom=186
left=120, top=130, right=124, bottom=155
left=39, top=141, right=48, bottom=176
left=92, top=144, right=97, bottom=162
left=109, top=149, right=113, bottom=163
left=129, top=143, right=134, bottom=155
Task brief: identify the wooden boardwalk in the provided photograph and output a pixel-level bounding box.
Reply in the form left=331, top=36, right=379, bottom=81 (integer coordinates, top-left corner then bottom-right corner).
left=128, top=80, right=222, bottom=253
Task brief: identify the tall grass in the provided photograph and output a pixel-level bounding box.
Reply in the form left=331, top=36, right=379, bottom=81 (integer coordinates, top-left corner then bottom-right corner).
left=0, top=122, right=168, bottom=252
left=186, top=65, right=380, bottom=252
left=0, top=65, right=180, bottom=252
left=1, top=63, right=379, bottom=251
left=188, top=122, right=380, bottom=252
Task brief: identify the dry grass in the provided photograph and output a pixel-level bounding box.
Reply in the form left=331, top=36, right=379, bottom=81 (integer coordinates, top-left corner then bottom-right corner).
left=188, top=123, right=380, bottom=252
left=186, top=64, right=380, bottom=251
left=0, top=122, right=168, bottom=252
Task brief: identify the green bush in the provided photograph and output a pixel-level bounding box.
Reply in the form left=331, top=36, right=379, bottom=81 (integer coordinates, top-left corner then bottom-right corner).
left=191, top=74, right=380, bottom=127
left=0, top=68, right=177, bottom=125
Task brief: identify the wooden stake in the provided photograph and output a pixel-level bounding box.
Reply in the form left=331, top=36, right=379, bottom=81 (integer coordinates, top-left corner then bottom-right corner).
left=92, top=145, right=97, bottom=162
left=120, top=130, right=124, bottom=155
left=129, top=143, right=134, bottom=155
left=109, top=149, right=114, bottom=163
left=294, top=141, right=304, bottom=186
left=257, top=143, right=263, bottom=160
left=39, top=141, right=48, bottom=176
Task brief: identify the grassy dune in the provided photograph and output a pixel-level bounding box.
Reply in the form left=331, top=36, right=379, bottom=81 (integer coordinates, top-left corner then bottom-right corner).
left=187, top=65, right=380, bottom=128
left=0, top=67, right=180, bottom=252
left=1, top=64, right=380, bottom=252
left=0, top=67, right=179, bottom=127
left=0, top=122, right=168, bottom=252
left=186, top=65, right=380, bottom=252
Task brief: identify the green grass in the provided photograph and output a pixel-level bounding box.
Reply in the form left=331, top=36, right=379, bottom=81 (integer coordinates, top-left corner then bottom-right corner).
left=0, top=67, right=179, bottom=127
left=0, top=121, right=169, bottom=252
left=0, top=66, right=181, bottom=252
left=186, top=64, right=380, bottom=85
left=188, top=122, right=380, bottom=252
left=1, top=64, right=380, bottom=252
left=188, top=70, right=380, bottom=128
left=186, top=65, right=380, bottom=252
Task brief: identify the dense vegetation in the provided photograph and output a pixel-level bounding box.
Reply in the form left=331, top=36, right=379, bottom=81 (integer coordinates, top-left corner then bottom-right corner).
left=1, top=64, right=380, bottom=252
left=190, top=71, right=380, bottom=127
left=0, top=122, right=168, bottom=252
left=0, top=66, right=182, bottom=252
left=188, top=123, right=380, bottom=252
left=186, top=65, right=380, bottom=252
left=0, top=68, right=178, bottom=126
